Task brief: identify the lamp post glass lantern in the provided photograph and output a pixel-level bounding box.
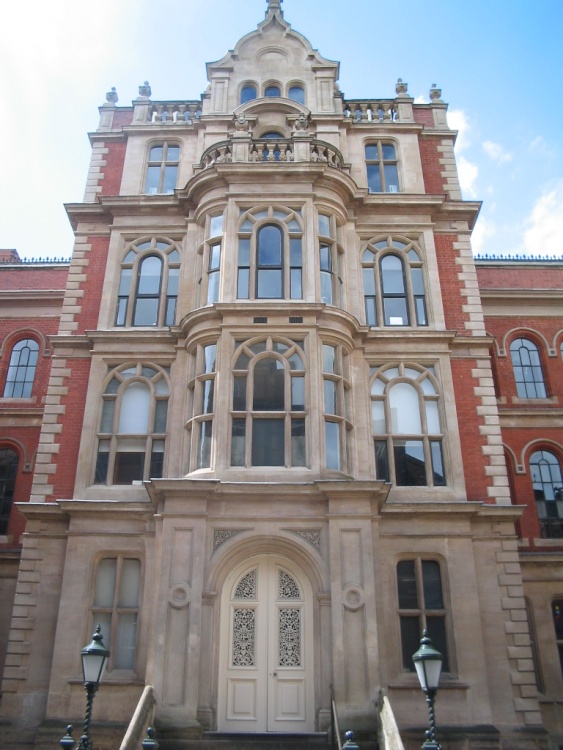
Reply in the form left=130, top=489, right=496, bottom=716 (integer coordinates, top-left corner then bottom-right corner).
left=60, top=625, right=110, bottom=750
left=412, top=629, right=443, bottom=750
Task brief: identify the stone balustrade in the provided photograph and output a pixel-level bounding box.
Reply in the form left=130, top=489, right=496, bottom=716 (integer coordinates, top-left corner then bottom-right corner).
left=343, top=99, right=399, bottom=122
left=198, top=137, right=346, bottom=170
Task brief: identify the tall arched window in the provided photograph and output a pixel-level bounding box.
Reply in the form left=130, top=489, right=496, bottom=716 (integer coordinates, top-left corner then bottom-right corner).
left=116, top=238, right=180, bottom=327
left=362, top=237, right=427, bottom=327
left=237, top=206, right=303, bottom=301
left=231, top=338, right=306, bottom=468
left=530, top=450, right=563, bottom=538
left=0, top=448, right=18, bottom=534
left=95, top=363, right=169, bottom=485
left=3, top=338, right=39, bottom=398
left=510, top=338, right=547, bottom=398
left=371, top=363, right=445, bottom=486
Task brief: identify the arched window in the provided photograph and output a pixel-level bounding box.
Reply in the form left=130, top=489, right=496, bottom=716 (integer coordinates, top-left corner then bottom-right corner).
left=288, top=85, right=305, bottom=105
left=530, top=450, right=563, bottom=538
left=144, top=142, right=180, bottom=194
left=116, top=238, right=180, bottom=327
left=365, top=142, right=399, bottom=193
left=371, top=363, right=445, bottom=486
left=0, top=448, right=18, bottom=534
left=265, top=85, right=281, bottom=98
left=3, top=338, right=39, bottom=398
left=92, top=556, right=142, bottom=672
left=362, top=237, right=427, bottom=327
left=231, top=338, right=306, bottom=468
left=397, top=558, right=450, bottom=673
left=95, top=363, right=169, bottom=485
left=240, top=85, right=257, bottom=104
left=237, top=206, right=303, bottom=301
left=510, top=338, right=547, bottom=398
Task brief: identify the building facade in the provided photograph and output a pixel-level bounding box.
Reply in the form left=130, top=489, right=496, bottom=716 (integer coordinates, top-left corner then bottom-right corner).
left=1, top=2, right=562, bottom=748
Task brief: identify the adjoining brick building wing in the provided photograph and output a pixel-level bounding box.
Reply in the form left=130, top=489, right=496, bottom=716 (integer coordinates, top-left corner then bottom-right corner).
left=0, top=2, right=562, bottom=749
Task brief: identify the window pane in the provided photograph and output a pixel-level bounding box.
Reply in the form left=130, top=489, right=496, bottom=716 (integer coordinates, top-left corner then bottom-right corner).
left=415, top=297, right=427, bottom=326
left=290, top=269, right=302, bottom=299
left=431, top=442, right=446, bottom=486
left=231, top=419, right=246, bottom=466
left=411, top=267, right=425, bottom=295
left=240, top=85, right=257, bottom=104
left=116, top=297, right=128, bottom=326
left=384, top=297, right=409, bottom=326
left=323, top=345, right=336, bottom=373
left=209, top=244, right=221, bottom=270
left=382, top=144, right=396, bottom=160
left=138, top=256, right=162, bottom=294
left=325, top=421, right=340, bottom=470
left=252, top=419, right=284, bottom=466
left=145, top=166, right=160, bottom=193
left=257, top=269, right=282, bottom=298
left=384, top=163, right=399, bottom=192
left=233, top=376, right=247, bottom=411
left=381, top=256, right=405, bottom=293
left=375, top=440, right=389, bottom=482
left=291, top=419, right=306, bottom=466
left=372, top=400, right=385, bottom=433
left=426, top=616, right=449, bottom=672
left=318, top=215, right=331, bottom=237
left=400, top=616, right=420, bottom=671
left=394, top=440, right=426, bottom=486
left=422, top=561, right=444, bottom=609
left=397, top=560, right=418, bottom=609
left=365, top=145, right=379, bottom=160
left=209, top=215, right=223, bottom=237
left=119, top=559, right=141, bottom=607
left=324, top=379, right=337, bottom=415
left=321, top=272, right=333, bottom=304
left=291, top=376, right=305, bottom=411
left=114, top=450, right=145, bottom=484
left=204, top=345, right=216, bottom=373
left=149, top=146, right=163, bottom=161
left=207, top=271, right=220, bottom=303
left=390, top=383, right=421, bottom=434
left=363, top=268, right=376, bottom=296
left=154, top=399, right=168, bottom=431
left=197, top=421, right=212, bottom=469
left=118, top=268, right=132, bottom=296
left=238, top=269, right=250, bottom=298
left=162, top=165, right=178, bottom=194
left=115, top=613, right=137, bottom=669
left=100, top=400, right=115, bottom=433
left=367, top=164, right=382, bottom=192
left=238, top=237, right=251, bottom=266
left=133, top=298, right=159, bottom=326
left=150, top=441, right=164, bottom=478
left=253, top=358, right=284, bottom=410
left=365, top=297, right=377, bottom=326
left=94, top=447, right=109, bottom=485
left=288, top=86, right=305, bottom=105
left=265, top=86, right=280, bottom=97
left=426, top=401, right=440, bottom=434
left=95, top=558, right=116, bottom=607
left=258, top=225, right=282, bottom=265
left=118, top=382, right=151, bottom=433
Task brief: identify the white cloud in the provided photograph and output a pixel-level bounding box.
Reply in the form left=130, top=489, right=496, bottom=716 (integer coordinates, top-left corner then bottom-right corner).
left=414, top=95, right=428, bottom=104
left=523, top=181, right=563, bottom=257
left=457, top=155, right=479, bottom=199
left=471, top=216, right=496, bottom=256
left=482, top=140, right=512, bottom=164
left=447, top=109, right=471, bottom=152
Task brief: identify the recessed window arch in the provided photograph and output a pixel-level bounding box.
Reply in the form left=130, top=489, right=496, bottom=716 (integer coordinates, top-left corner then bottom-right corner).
left=240, top=84, right=257, bottom=104
left=230, top=337, right=306, bottom=468
left=116, top=237, right=181, bottom=327
left=237, top=206, right=303, bottom=301
left=362, top=237, right=427, bottom=327
left=264, top=84, right=281, bottom=98
left=510, top=337, right=547, bottom=398
left=144, top=142, right=180, bottom=194
left=365, top=141, right=400, bottom=193
left=371, top=363, right=445, bottom=487
left=0, top=447, right=19, bottom=534
left=3, top=338, right=39, bottom=398
left=94, top=363, right=170, bottom=485
left=530, top=449, right=563, bottom=539
left=288, top=85, right=305, bottom=105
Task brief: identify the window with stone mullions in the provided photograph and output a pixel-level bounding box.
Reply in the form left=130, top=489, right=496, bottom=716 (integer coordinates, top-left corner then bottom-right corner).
left=3, top=338, right=39, bottom=398
left=318, top=213, right=343, bottom=307
left=186, top=343, right=217, bottom=471
left=322, top=343, right=351, bottom=472
left=509, top=338, right=547, bottom=399
left=206, top=214, right=224, bottom=304
left=397, top=558, right=450, bottom=672
left=145, top=142, right=180, bottom=194
left=366, top=142, right=399, bottom=193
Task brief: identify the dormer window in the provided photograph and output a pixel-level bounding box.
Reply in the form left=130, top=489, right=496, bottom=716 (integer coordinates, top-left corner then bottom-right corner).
left=288, top=85, right=305, bottom=105
left=265, top=85, right=281, bottom=98
left=240, top=85, right=257, bottom=105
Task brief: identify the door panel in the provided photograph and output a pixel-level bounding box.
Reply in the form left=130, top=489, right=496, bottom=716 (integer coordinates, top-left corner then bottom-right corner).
left=219, top=555, right=313, bottom=732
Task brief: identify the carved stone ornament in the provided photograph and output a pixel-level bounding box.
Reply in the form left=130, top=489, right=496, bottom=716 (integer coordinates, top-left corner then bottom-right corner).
left=429, top=83, right=442, bottom=102
left=213, top=528, right=244, bottom=551
left=138, top=80, right=152, bottom=98
left=395, top=78, right=408, bottom=96
left=105, top=87, right=118, bottom=104
left=234, top=113, right=250, bottom=132
left=293, top=112, right=309, bottom=132
left=289, top=529, right=321, bottom=549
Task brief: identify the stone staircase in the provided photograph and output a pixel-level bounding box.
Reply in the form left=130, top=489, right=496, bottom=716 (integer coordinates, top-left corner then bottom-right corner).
left=153, top=731, right=332, bottom=750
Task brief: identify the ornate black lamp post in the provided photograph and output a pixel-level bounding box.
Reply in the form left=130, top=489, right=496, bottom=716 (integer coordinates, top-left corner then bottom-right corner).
left=412, top=630, right=443, bottom=750
left=60, top=625, right=110, bottom=749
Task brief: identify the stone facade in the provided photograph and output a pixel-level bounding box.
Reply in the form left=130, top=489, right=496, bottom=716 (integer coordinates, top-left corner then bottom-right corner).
left=0, top=3, right=562, bottom=749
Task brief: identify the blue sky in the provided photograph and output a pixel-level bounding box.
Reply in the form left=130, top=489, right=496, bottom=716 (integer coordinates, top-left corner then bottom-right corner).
left=1, top=0, right=562, bottom=259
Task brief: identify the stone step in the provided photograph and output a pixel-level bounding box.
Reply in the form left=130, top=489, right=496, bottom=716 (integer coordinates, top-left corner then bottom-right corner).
left=155, top=731, right=331, bottom=750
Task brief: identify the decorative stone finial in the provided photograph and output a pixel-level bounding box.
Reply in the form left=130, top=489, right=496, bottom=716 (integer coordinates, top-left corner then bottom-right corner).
left=429, top=83, right=442, bottom=102
left=138, top=80, right=152, bottom=98
left=105, top=87, right=118, bottom=105
left=395, top=78, right=408, bottom=96
left=267, top=0, right=283, bottom=12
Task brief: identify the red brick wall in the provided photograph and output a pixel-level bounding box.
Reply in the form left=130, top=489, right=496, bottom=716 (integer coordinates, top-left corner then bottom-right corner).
left=100, top=142, right=127, bottom=197
left=418, top=137, right=446, bottom=195
left=434, top=234, right=471, bottom=333
left=74, top=237, right=110, bottom=334
left=0, top=266, right=68, bottom=291
left=451, top=359, right=491, bottom=501
left=413, top=108, right=434, bottom=127
left=477, top=265, right=563, bottom=290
